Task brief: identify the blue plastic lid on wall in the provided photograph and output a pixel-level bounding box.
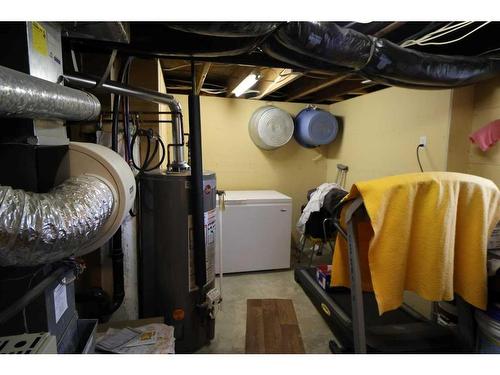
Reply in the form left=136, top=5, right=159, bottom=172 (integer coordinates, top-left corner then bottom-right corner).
left=294, top=107, right=338, bottom=148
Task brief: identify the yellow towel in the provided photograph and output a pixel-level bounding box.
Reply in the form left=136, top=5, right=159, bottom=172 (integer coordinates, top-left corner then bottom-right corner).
left=331, top=172, right=500, bottom=314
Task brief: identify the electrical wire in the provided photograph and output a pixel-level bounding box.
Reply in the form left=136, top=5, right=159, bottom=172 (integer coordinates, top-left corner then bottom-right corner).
left=70, top=49, right=79, bottom=73
left=415, top=22, right=490, bottom=46
left=96, top=49, right=118, bottom=88
left=416, top=144, right=424, bottom=172
left=122, top=56, right=134, bottom=163
left=163, top=62, right=202, bottom=72
left=400, top=21, right=472, bottom=47
left=478, top=46, right=500, bottom=56
left=401, top=21, right=475, bottom=47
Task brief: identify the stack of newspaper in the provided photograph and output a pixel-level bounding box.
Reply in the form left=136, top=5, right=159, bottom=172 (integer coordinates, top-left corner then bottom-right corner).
left=96, top=323, right=175, bottom=354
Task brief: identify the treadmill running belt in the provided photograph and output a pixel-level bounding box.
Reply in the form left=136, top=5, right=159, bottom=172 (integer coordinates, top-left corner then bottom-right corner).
left=295, top=267, right=461, bottom=353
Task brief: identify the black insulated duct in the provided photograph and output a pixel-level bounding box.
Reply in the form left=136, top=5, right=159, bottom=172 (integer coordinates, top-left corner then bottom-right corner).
left=261, top=36, right=351, bottom=74
left=167, top=22, right=282, bottom=37
left=268, top=22, right=500, bottom=88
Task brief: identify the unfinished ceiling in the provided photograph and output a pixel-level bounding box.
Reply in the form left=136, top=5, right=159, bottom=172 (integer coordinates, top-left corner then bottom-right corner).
left=64, top=21, right=500, bottom=104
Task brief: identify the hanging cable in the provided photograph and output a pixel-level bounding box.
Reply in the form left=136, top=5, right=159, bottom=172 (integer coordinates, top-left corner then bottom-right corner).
left=400, top=21, right=474, bottom=47
left=111, top=56, right=133, bottom=153
left=415, top=22, right=490, bottom=46
left=70, top=49, right=79, bottom=73
left=416, top=144, right=424, bottom=172
left=122, top=57, right=134, bottom=163
left=130, top=127, right=166, bottom=174
left=95, top=49, right=118, bottom=88
left=401, top=21, right=490, bottom=48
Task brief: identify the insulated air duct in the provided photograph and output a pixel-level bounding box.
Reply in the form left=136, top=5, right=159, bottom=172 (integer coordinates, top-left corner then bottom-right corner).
left=0, top=176, right=113, bottom=267
left=0, top=65, right=101, bottom=121
left=167, top=22, right=281, bottom=37
left=269, top=22, right=500, bottom=88
left=0, top=142, right=136, bottom=267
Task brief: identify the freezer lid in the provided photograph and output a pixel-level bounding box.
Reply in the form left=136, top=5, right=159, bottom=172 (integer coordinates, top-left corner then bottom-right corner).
left=217, top=190, right=292, bottom=205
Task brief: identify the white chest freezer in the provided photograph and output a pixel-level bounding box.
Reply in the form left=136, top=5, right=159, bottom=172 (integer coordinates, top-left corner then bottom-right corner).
left=215, top=190, right=292, bottom=274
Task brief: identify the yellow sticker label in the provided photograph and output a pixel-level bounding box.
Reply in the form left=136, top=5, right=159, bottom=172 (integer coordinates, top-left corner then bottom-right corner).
left=32, top=22, right=48, bottom=56
left=321, top=303, right=331, bottom=317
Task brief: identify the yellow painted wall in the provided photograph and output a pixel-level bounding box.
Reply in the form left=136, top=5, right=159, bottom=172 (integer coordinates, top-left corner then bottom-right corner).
left=447, top=86, right=475, bottom=173
left=467, top=77, right=500, bottom=186
left=445, top=77, right=500, bottom=187
left=324, top=87, right=455, bottom=318
left=166, top=94, right=329, bottom=241
left=326, top=87, right=453, bottom=186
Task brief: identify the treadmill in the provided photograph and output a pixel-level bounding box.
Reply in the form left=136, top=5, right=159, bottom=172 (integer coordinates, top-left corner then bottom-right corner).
left=295, top=197, right=465, bottom=353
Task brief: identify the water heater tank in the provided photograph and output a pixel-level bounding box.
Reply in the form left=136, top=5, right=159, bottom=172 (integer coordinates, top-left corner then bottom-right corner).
left=248, top=105, right=294, bottom=150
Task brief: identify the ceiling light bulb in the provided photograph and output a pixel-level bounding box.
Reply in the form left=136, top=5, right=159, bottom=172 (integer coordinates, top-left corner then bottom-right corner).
left=232, top=73, right=260, bottom=97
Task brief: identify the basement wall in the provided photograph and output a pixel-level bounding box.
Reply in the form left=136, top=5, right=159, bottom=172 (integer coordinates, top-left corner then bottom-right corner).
left=447, top=77, right=500, bottom=186
left=167, top=93, right=330, bottom=243
left=326, top=86, right=453, bottom=186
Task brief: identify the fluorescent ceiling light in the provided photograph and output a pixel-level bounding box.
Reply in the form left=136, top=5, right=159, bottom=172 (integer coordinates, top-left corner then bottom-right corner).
left=232, top=73, right=260, bottom=97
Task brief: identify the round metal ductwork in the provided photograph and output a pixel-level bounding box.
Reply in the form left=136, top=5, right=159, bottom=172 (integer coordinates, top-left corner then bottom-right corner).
left=248, top=105, right=294, bottom=150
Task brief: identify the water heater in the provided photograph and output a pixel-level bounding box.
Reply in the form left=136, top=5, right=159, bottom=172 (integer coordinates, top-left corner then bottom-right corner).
left=138, top=170, right=217, bottom=353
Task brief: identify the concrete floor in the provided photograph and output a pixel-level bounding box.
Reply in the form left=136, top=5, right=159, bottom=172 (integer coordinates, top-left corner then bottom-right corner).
left=197, top=245, right=334, bottom=354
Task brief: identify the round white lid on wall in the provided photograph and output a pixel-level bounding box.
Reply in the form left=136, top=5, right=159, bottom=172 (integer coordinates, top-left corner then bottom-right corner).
left=248, top=105, right=294, bottom=150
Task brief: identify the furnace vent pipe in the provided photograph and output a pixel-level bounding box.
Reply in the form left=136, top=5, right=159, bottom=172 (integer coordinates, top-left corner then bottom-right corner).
left=0, top=65, right=101, bottom=121
left=0, top=175, right=114, bottom=267
left=63, top=73, right=189, bottom=171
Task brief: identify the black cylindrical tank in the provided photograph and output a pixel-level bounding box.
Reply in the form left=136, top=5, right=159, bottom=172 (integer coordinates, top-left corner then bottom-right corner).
left=138, top=170, right=217, bottom=353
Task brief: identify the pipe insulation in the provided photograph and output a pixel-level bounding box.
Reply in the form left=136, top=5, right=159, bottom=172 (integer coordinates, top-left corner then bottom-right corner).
left=270, top=22, right=500, bottom=88
left=0, top=65, right=101, bottom=121
left=0, top=175, right=114, bottom=267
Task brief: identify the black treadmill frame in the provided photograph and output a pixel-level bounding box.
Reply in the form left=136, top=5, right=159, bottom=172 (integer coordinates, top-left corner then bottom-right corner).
left=296, top=196, right=465, bottom=353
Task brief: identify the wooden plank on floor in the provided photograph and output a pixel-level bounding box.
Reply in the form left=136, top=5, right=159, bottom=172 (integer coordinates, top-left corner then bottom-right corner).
left=246, top=299, right=265, bottom=353
left=245, top=299, right=305, bottom=354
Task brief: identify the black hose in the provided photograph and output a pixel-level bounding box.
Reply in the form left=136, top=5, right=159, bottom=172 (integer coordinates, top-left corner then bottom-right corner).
left=111, top=56, right=133, bottom=153
left=144, top=137, right=166, bottom=171
left=111, top=91, right=122, bottom=152
left=130, top=128, right=166, bottom=173
left=109, top=229, right=125, bottom=314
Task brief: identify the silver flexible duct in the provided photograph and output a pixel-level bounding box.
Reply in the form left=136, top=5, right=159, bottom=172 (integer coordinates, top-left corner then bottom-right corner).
left=0, top=175, right=114, bottom=267
left=0, top=65, right=101, bottom=121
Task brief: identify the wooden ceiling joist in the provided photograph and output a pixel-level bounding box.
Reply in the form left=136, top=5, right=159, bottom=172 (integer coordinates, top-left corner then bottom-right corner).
left=252, top=68, right=301, bottom=100
left=312, top=79, right=377, bottom=102
left=372, top=21, right=406, bottom=37
left=194, top=62, right=211, bottom=95
left=286, top=73, right=352, bottom=102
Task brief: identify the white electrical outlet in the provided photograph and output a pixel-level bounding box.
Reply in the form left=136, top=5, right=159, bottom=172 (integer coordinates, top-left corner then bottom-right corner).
left=419, top=136, right=427, bottom=147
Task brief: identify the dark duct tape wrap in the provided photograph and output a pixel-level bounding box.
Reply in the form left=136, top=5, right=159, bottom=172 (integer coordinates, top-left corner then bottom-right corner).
left=128, top=23, right=265, bottom=58
left=0, top=175, right=114, bottom=267
left=167, top=22, right=282, bottom=37
left=0, top=65, right=101, bottom=121
left=362, top=38, right=500, bottom=87
left=268, top=22, right=500, bottom=88
left=262, top=36, right=351, bottom=73
left=273, top=22, right=373, bottom=70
